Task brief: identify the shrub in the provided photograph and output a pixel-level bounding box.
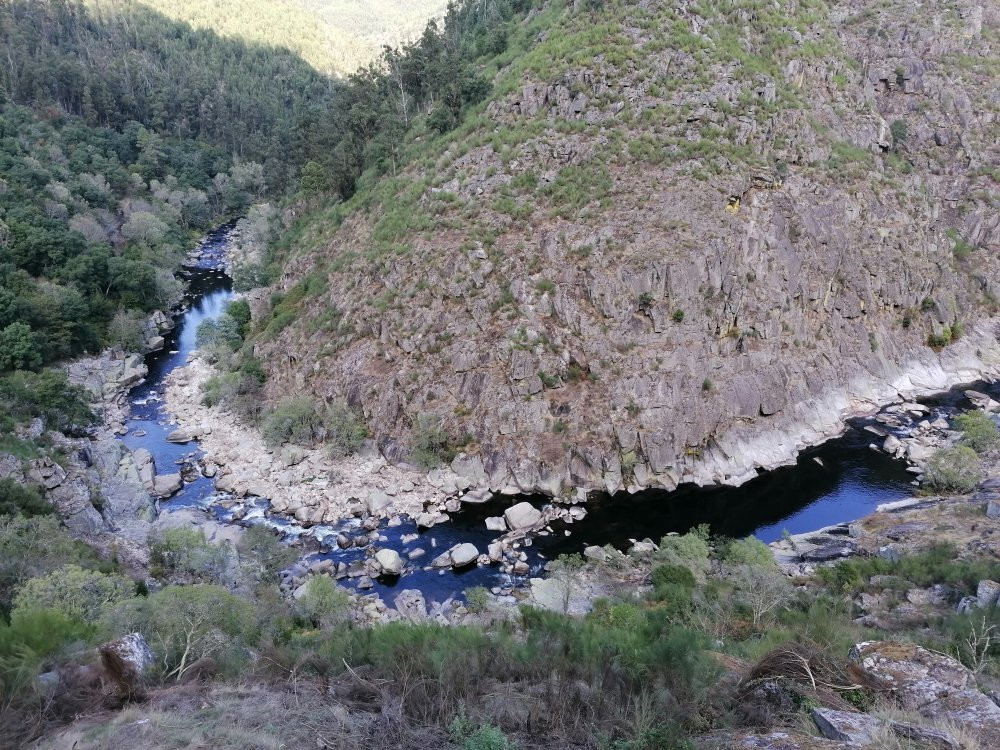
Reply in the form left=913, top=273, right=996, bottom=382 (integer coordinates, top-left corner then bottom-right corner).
left=237, top=525, right=297, bottom=588
left=657, top=525, right=711, bottom=580
left=410, top=412, right=457, bottom=469
left=261, top=397, right=320, bottom=446
left=0, top=515, right=104, bottom=617
left=719, top=537, right=775, bottom=568
left=924, top=445, right=982, bottom=493
left=0, top=478, right=50, bottom=517
left=105, top=308, right=147, bottom=351
left=297, top=575, right=351, bottom=628
left=0, top=369, right=95, bottom=432
left=927, top=327, right=952, bottom=349
left=106, top=584, right=256, bottom=680
left=11, top=564, right=134, bottom=622
left=151, top=527, right=231, bottom=584
left=889, top=118, right=907, bottom=147
left=954, top=410, right=999, bottom=453
left=0, top=322, right=42, bottom=371
left=672, top=309, right=685, bottom=323
left=651, top=564, right=696, bottom=590
left=464, top=586, right=492, bottom=613
left=818, top=543, right=995, bottom=595
left=225, top=298, right=252, bottom=337
left=323, top=402, right=369, bottom=456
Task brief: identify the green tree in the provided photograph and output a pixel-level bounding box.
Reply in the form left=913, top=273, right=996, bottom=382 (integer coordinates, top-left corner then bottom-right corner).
left=106, top=584, right=256, bottom=680
left=0, top=323, right=42, bottom=371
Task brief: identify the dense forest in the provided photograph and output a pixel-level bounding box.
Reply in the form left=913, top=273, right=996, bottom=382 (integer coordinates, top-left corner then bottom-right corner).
left=297, top=0, right=533, bottom=201
left=0, top=101, right=266, bottom=371
left=0, top=0, right=336, bottom=184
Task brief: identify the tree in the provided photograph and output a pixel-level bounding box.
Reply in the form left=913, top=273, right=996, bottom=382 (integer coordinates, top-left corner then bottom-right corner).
left=106, top=308, right=147, bottom=351
left=0, top=323, right=42, bottom=371
left=106, top=584, right=256, bottom=680
left=121, top=211, right=169, bottom=245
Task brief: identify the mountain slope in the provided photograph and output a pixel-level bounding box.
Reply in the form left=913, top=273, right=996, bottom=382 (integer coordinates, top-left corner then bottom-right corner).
left=256, top=0, right=1000, bottom=498
left=127, top=0, right=449, bottom=75
left=1, top=0, right=335, bottom=185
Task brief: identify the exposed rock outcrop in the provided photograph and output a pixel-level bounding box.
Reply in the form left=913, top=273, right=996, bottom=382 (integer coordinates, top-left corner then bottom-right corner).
left=255, top=0, right=1000, bottom=500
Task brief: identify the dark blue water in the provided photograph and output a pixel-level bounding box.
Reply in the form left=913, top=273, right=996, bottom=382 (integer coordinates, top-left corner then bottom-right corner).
left=119, top=223, right=987, bottom=601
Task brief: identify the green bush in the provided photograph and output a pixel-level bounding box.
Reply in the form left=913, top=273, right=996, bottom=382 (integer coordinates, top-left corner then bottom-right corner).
left=0, top=478, right=50, bottom=517
left=464, top=586, right=492, bottom=613
left=323, top=402, right=369, bottom=456
left=261, top=397, right=320, bottom=446
left=656, top=525, right=711, bottom=580
left=924, top=445, right=982, bottom=493
left=410, top=412, right=457, bottom=469
left=818, top=543, right=995, bottom=595
left=719, top=537, right=775, bottom=567
left=651, top=564, right=696, bottom=590
left=0, top=515, right=105, bottom=617
left=0, top=369, right=95, bottom=433
left=106, top=584, right=256, bottom=680
left=225, top=298, right=253, bottom=337
left=0, top=607, right=93, bottom=702
left=151, top=527, right=231, bottom=584
left=237, top=525, right=297, bottom=588
left=11, top=564, right=134, bottom=622
left=297, top=575, right=351, bottom=628
left=955, top=410, right=999, bottom=453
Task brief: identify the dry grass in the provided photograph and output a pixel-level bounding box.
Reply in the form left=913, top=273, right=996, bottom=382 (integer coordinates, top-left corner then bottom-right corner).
left=33, top=680, right=446, bottom=750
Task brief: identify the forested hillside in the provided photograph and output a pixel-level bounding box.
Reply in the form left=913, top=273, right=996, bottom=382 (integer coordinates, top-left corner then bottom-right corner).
left=129, top=0, right=450, bottom=75
left=0, top=0, right=336, bottom=184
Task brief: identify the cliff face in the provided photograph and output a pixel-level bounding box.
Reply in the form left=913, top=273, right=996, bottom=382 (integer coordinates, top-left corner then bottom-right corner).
left=258, top=0, right=1000, bottom=497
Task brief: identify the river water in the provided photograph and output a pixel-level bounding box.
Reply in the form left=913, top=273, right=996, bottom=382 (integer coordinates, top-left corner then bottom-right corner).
left=118, top=224, right=990, bottom=601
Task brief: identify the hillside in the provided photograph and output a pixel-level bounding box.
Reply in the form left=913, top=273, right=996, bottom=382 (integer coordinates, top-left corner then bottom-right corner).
left=0, top=0, right=336, bottom=186
left=254, top=0, right=1000, bottom=498
left=128, top=0, right=449, bottom=75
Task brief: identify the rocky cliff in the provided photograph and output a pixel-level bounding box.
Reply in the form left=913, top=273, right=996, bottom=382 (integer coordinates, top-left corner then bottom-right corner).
left=257, top=0, right=1000, bottom=498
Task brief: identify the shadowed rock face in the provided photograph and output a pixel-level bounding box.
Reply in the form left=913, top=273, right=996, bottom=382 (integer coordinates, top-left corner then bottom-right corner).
left=259, top=0, right=1000, bottom=498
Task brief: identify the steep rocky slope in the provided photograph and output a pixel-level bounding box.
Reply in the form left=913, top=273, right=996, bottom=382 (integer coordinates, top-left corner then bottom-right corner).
left=258, top=0, right=1000, bottom=498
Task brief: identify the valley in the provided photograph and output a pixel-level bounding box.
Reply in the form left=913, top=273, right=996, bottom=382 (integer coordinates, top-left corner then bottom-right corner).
left=0, top=1, right=997, bottom=749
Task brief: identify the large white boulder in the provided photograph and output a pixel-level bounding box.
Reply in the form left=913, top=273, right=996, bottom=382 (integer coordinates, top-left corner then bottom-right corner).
left=504, top=501, right=541, bottom=530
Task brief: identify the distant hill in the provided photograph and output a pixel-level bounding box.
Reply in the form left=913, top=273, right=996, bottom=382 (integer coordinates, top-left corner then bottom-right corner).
left=129, top=0, right=450, bottom=74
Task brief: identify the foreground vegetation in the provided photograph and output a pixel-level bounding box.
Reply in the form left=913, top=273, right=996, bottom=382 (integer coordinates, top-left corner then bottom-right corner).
left=1, top=507, right=997, bottom=748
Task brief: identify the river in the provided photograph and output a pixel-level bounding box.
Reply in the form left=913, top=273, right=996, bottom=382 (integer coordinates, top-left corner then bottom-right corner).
left=116, top=224, right=992, bottom=601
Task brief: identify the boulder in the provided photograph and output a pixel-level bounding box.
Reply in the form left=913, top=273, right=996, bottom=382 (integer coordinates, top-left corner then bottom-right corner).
left=485, top=516, right=508, bottom=532
left=976, top=580, right=1000, bottom=609
left=450, top=543, right=480, bottom=567
left=850, top=640, right=1000, bottom=746
left=987, top=497, right=1000, bottom=519
left=461, top=487, right=493, bottom=504
left=393, top=589, right=427, bottom=621
left=504, top=501, right=542, bottom=530
left=99, top=632, right=154, bottom=701
left=583, top=545, right=608, bottom=562
left=488, top=542, right=504, bottom=562
left=152, top=473, right=182, bottom=498
left=366, top=491, right=393, bottom=515
left=374, top=548, right=404, bottom=576
left=811, top=708, right=879, bottom=744
left=431, top=551, right=453, bottom=568
left=166, top=429, right=194, bottom=444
